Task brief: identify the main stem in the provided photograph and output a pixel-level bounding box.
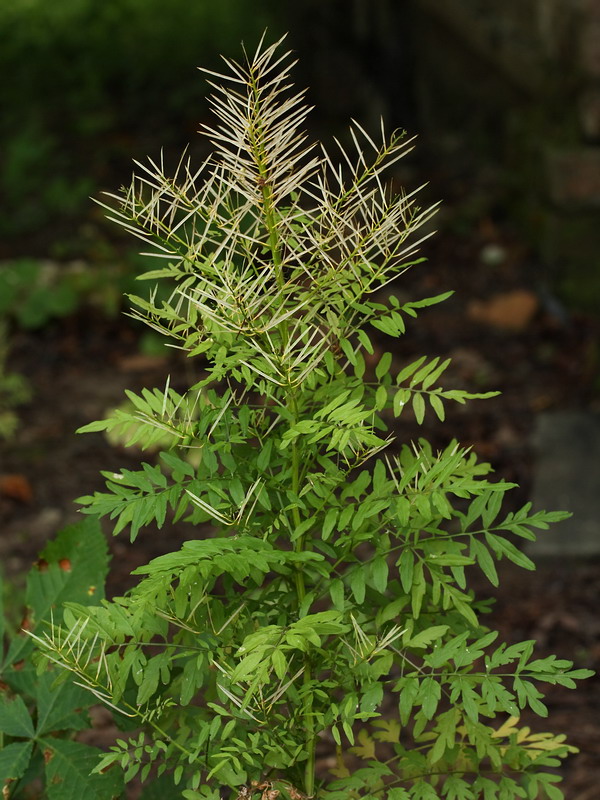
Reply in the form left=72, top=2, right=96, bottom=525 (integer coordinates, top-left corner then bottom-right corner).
left=258, top=185, right=316, bottom=799
left=267, top=217, right=316, bottom=794
left=289, top=394, right=316, bottom=797
left=250, top=76, right=316, bottom=792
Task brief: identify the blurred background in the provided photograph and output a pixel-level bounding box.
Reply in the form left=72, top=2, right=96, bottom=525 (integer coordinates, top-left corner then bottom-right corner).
left=0, top=1, right=599, bottom=794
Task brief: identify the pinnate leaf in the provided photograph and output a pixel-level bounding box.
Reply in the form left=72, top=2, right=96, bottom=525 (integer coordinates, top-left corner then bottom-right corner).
left=349, top=569, right=366, bottom=604
left=375, top=352, right=392, bottom=380
left=407, top=625, right=449, bottom=649
left=412, top=393, right=426, bottom=424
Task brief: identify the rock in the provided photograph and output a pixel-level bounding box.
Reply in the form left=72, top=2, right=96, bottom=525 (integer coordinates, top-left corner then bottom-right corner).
left=528, top=410, right=600, bottom=556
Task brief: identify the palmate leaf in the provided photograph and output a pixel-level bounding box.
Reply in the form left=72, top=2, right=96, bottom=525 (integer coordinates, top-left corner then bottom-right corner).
left=0, top=741, right=33, bottom=786
left=42, top=738, right=123, bottom=800
left=5, top=518, right=109, bottom=669
left=0, top=694, right=34, bottom=737
left=35, top=671, right=92, bottom=735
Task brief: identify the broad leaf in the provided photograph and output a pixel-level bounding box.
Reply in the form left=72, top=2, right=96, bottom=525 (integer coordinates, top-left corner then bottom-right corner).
left=0, top=741, right=33, bottom=784
left=42, top=739, right=123, bottom=800
left=6, top=519, right=109, bottom=668
left=36, top=671, right=92, bottom=735
left=0, top=695, right=34, bottom=737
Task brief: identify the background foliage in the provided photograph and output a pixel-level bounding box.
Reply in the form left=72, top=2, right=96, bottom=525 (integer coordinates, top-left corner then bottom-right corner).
left=0, top=0, right=280, bottom=241
left=0, top=520, right=119, bottom=798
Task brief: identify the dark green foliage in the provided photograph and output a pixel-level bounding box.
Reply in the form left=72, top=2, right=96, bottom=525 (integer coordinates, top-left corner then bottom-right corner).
left=0, top=258, right=159, bottom=329
left=18, top=37, right=594, bottom=799
left=0, top=261, right=80, bottom=329
left=0, top=520, right=123, bottom=798
left=0, top=0, right=279, bottom=237
left=0, top=322, right=30, bottom=440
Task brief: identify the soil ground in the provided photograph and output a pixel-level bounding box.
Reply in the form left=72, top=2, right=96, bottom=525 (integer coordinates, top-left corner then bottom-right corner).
left=1, top=221, right=599, bottom=796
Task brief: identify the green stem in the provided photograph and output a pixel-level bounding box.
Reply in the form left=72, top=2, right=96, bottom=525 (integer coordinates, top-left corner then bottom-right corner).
left=261, top=182, right=284, bottom=290
left=248, top=71, right=285, bottom=293
left=288, top=393, right=316, bottom=796
left=248, top=70, right=316, bottom=793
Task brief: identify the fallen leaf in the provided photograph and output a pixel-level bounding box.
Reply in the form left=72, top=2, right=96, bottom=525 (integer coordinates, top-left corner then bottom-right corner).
left=0, top=474, right=33, bottom=503
left=468, top=289, right=539, bottom=331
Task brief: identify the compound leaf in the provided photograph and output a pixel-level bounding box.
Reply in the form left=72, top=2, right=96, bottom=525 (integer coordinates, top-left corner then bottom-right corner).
left=42, top=739, right=124, bottom=800
left=0, top=741, right=33, bottom=785
left=36, top=672, right=92, bottom=736
left=0, top=695, right=34, bottom=737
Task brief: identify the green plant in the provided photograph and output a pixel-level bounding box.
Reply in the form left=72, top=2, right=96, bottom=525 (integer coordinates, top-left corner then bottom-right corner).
left=0, top=520, right=124, bottom=798
left=29, top=37, right=591, bottom=799
left=0, top=255, right=178, bottom=331
left=0, top=261, right=81, bottom=329
left=0, top=323, right=30, bottom=439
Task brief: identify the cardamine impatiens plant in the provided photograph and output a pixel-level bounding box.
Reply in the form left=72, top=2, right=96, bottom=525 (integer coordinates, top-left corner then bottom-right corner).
left=28, top=36, right=591, bottom=800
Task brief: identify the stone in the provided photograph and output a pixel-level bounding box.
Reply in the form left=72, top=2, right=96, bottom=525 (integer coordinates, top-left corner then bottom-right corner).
left=528, top=410, right=600, bottom=556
